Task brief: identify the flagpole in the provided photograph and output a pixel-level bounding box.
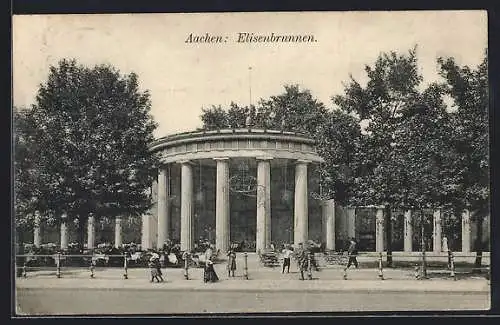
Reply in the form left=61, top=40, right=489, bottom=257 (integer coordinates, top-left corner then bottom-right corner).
left=248, top=66, right=252, bottom=107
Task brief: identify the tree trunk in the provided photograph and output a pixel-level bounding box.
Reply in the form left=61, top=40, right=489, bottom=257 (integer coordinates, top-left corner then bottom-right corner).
left=473, top=215, right=484, bottom=272
left=385, top=206, right=393, bottom=267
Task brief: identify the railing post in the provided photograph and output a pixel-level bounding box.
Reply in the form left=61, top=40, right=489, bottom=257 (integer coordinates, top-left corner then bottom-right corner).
left=90, top=257, right=95, bottom=279
left=123, top=253, right=128, bottom=279
left=22, top=261, right=27, bottom=278
left=419, top=250, right=428, bottom=279
left=56, top=253, right=61, bottom=278
left=243, top=252, right=248, bottom=280
left=183, top=252, right=190, bottom=280
left=378, top=252, right=384, bottom=280
left=307, top=253, right=312, bottom=280
left=414, top=265, right=420, bottom=279
left=343, top=253, right=348, bottom=280
left=450, top=251, right=456, bottom=281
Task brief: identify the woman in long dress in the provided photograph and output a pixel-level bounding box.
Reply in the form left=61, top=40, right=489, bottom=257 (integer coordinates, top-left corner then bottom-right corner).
left=227, top=249, right=237, bottom=277
left=204, top=259, right=219, bottom=283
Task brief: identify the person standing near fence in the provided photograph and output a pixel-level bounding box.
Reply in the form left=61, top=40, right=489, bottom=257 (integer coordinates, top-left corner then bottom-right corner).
left=281, top=244, right=293, bottom=274
left=442, top=236, right=451, bottom=269
left=345, top=238, right=359, bottom=269
left=227, top=248, right=237, bottom=277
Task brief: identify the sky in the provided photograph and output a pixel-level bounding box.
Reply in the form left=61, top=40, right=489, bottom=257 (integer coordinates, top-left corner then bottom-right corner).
left=13, top=11, right=487, bottom=138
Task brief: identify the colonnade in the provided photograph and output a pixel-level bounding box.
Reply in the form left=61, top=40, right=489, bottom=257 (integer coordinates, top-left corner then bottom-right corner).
left=142, top=157, right=312, bottom=253
left=31, top=194, right=476, bottom=255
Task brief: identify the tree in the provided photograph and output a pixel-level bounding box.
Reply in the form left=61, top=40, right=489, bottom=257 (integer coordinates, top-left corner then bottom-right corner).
left=438, top=53, right=489, bottom=268
left=14, top=59, right=159, bottom=249
left=315, top=110, right=361, bottom=205
left=200, top=105, right=228, bottom=130
left=200, top=85, right=329, bottom=136
left=14, top=107, right=40, bottom=248
left=199, top=84, right=361, bottom=223
left=333, top=47, right=437, bottom=266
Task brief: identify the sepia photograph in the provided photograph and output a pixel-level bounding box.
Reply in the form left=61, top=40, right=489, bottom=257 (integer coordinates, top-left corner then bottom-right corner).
left=12, top=10, right=490, bottom=315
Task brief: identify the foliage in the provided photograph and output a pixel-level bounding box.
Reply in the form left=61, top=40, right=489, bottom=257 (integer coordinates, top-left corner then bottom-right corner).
left=14, top=59, right=160, bottom=237
left=437, top=53, right=489, bottom=218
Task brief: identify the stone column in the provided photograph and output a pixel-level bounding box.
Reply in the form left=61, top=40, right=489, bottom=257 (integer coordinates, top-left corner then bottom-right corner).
left=404, top=210, right=413, bottom=252
left=180, top=161, right=194, bottom=252
left=462, top=209, right=471, bottom=253
left=375, top=208, right=385, bottom=252
left=60, top=215, right=68, bottom=250
left=294, top=160, right=309, bottom=246
left=141, top=214, right=151, bottom=250
left=347, top=208, right=356, bottom=239
left=256, top=157, right=272, bottom=252
left=87, top=216, right=95, bottom=250
left=33, top=212, right=42, bottom=248
left=215, top=158, right=230, bottom=253
left=433, top=209, right=442, bottom=253
left=157, top=166, right=170, bottom=249
left=150, top=180, right=158, bottom=249
left=322, top=199, right=336, bottom=250
left=114, top=216, right=122, bottom=248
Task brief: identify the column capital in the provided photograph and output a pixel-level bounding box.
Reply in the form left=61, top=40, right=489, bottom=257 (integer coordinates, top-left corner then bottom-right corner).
left=178, top=160, right=194, bottom=165
left=213, top=157, right=230, bottom=161
left=256, top=156, right=273, bottom=161
left=158, top=164, right=170, bottom=171
left=295, top=159, right=311, bottom=165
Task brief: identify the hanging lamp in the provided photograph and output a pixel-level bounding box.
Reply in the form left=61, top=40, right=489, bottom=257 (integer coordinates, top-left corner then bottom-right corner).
left=281, top=160, right=292, bottom=204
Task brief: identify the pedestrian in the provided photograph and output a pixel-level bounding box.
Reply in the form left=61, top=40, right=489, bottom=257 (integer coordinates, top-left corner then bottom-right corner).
left=295, top=243, right=308, bottom=280
left=227, top=249, right=237, bottom=277
left=281, top=244, right=293, bottom=274
left=148, top=255, right=164, bottom=283
left=442, top=236, right=451, bottom=268
left=345, top=237, right=359, bottom=270
left=205, top=245, right=213, bottom=263
left=204, top=259, right=219, bottom=283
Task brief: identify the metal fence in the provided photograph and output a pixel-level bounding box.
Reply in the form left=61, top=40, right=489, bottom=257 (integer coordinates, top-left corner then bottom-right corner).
left=15, top=251, right=489, bottom=282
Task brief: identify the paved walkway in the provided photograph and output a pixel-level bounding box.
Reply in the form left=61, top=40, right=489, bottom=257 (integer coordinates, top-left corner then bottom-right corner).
left=16, top=276, right=489, bottom=293
left=16, top=263, right=489, bottom=294
left=16, top=252, right=490, bottom=293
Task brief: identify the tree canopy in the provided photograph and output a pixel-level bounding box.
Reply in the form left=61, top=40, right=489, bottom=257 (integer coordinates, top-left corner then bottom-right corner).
left=14, top=59, right=160, bottom=235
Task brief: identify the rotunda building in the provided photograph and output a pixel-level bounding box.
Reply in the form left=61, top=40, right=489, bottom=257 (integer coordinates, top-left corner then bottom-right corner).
left=141, top=128, right=336, bottom=253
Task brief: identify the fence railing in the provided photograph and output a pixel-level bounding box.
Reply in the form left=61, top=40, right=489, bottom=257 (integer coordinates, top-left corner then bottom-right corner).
left=15, top=251, right=490, bottom=281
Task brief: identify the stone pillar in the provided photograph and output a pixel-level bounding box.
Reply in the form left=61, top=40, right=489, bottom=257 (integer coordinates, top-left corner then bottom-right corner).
left=215, top=158, right=230, bottom=253
left=60, top=215, right=68, bottom=250
left=157, top=166, right=170, bottom=249
left=347, top=208, right=356, bottom=239
left=87, top=216, right=95, bottom=250
left=180, top=161, right=194, bottom=252
left=375, top=208, right=385, bottom=252
left=322, top=199, right=335, bottom=250
left=294, top=160, right=309, bottom=245
left=462, top=209, right=471, bottom=253
left=256, top=157, right=272, bottom=252
left=141, top=214, right=151, bottom=250
left=33, top=212, right=42, bottom=248
left=114, top=216, right=122, bottom=248
left=150, top=180, right=158, bottom=249
left=433, top=209, right=442, bottom=253
left=404, top=210, right=413, bottom=252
